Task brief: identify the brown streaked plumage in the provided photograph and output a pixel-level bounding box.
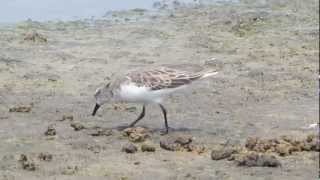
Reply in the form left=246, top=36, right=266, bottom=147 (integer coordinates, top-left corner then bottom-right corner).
left=126, top=67, right=211, bottom=90
left=92, top=66, right=218, bottom=134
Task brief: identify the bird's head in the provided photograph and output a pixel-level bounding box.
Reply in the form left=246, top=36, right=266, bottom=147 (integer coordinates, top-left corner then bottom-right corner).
left=92, top=83, right=113, bottom=116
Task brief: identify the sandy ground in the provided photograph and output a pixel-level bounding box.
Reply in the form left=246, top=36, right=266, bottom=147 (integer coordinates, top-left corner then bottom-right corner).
left=0, top=0, right=319, bottom=179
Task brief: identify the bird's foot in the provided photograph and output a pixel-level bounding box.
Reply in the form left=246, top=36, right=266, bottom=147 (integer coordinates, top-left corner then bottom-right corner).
left=160, top=129, right=169, bottom=136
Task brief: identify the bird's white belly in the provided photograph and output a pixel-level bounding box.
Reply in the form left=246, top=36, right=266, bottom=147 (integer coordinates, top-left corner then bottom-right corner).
left=117, top=84, right=178, bottom=103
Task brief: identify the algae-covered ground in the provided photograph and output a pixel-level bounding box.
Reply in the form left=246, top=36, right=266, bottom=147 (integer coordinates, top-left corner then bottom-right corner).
left=0, top=0, right=319, bottom=179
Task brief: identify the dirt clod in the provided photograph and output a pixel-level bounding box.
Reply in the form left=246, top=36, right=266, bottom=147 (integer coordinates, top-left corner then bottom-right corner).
left=44, top=125, right=56, bottom=136
left=23, top=31, right=47, bottom=43
left=211, top=147, right=238, bottom=160
left=141, top=143, right=156, bottom=152
left=160, top=135, right=192, bottom=151
left=123, top=127, right=150, bottom=142
left=245, top=134, right=319, bottom=156
left=18, top=154, right=36, bottom=171
left=276, top=144, right=290, bottom=156
left=122, top=143, right=138, bottom=153
left=62, top=166, right=78, bottom=175
left=59, top=114, right=74, bottom=121
left=88, top=144, right=105, bottom=154
left=9, top=106, right=32, bottom=113
left=235, top=152, right=281, bottom=167
left=160, top=135, right=204, bottom=153
left=70, top=122, right=86, bottom=131
left=38, top=152, right=53, bottom=162
left=87, top=126, right=113, bottom=136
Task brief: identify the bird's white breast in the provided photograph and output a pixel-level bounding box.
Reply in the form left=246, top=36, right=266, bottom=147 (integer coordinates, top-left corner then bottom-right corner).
left=116, top=83, right=179, bottom=103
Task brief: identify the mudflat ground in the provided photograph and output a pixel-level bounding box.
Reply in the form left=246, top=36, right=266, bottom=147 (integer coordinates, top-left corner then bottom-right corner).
left=0, top=0, right=319, bottom=179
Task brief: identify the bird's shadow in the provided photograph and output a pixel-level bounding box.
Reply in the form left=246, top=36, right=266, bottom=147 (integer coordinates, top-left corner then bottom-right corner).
left=111, top=124, right=202, bottom=134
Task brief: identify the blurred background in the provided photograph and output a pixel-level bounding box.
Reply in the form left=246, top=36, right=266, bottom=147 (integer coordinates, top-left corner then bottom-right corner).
left=0, top=0, right=238, bottom=22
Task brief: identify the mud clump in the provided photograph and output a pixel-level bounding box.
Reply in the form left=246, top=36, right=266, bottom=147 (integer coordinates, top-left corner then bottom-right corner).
left=123, top=127, right=150, bottom=142
left=44, top=125, right=56, bottom=136
left=9, top=105, right=32, bottom=113
left=122, top=143, right=138, bottom=153
left=58, top=114, right=74, bottom=121
left=160, top=135, right=192, bottom=151
left=70, top=122, right=86, bottom=131
left=211, top=134, right=319, bottom=166
left=23, top=31, right=47, bottom=43
left=211, top=147, right=239, bottom=160
left=141, top=143, right=156, bottom=152
left=38, top=152, right=53, bottom=162
left=245, top=134, right=319, bottom=156
left=87, top=126, right=113, bottom=136
left=235, top=152, right=281, bottom=167
left=62, top=166, right=79, bottom=175
left=160, top=135, right=205, bottom=153
left=88, top=144, right=106, bottom=154
left=18, top=154, right=36, bottom=171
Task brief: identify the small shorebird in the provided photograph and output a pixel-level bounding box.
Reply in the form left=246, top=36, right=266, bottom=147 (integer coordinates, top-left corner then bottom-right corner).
left=92, top=66, right=218, bottom=134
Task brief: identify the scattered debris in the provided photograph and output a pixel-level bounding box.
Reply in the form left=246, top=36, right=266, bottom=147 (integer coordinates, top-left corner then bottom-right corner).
left=188, top=143, right=206, bottom=154
left=70, top=122, right=86, bottom=131
left=160, top=135, right=205, bottom=153
left=122, top=143, right=138, bottom=153
left=87, top=126, right=113, bottom=136
left=38, top=152, right=53, bottom=162
left=245, top=134, right=319, bottom=156
left=235, top=152, right=281, bottom=167
left=160, top=135, right=192, bottom=151
left=125, top=106, right=137, bottom=112
left=44, top=125, right=56, bottom=136
left=88, top=144, right=105, bottom=154
left=19, top=154, right=36, bottom=171
left=23, top=31, right=47, bottom=43
left=141, top=143, right=156, bottom=152
left=113, top=103, right=127, bottom=111
left=211, top=147, right=239, bottom=160
left=58, top=114, right=74, bottom=121
left=112, top=104, right=137, bottom=112
left=62, top=166, right=79, bottom=175
left=9, top=105, right=32, bottom=113
left=211, top=134, right=319, bottom=167
left=123, top=127, right=150, bottom=142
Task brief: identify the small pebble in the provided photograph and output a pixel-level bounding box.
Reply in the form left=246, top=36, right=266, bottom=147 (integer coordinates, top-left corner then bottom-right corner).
left=18, top=154, right=36, bottom=171
left=70, top=122, right=85, bottom=131
left=9, top=106, right=32, bottom=113
left=141, top=143, right=156, bottom=152
left=123, top=127, right=149, bottom=142
left=87, top=126, right=112, bottom=136
left=38, top=153, right=53, bottom=162
left=44, top=125, right=56, bottom=136
left=211, top=147, right=238, bottom=160
left=235, top=152, right=281, bottom=167
left=122, top=143, right=138, bottom=153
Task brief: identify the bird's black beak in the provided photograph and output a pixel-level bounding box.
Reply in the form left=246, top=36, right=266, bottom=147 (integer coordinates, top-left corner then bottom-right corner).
left=92, top=103, right=100, bottom=116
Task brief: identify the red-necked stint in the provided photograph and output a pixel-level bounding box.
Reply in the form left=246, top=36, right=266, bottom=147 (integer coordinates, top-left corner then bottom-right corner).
left=92, top=66, right=218, bottom=134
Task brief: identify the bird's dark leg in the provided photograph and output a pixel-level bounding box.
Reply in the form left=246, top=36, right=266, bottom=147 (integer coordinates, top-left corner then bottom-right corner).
left=129, top=105, right=146, bottom=127
left=159, top=104, right=169, bottom=134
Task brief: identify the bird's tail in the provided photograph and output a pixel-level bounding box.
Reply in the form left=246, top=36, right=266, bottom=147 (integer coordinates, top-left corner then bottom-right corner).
left=199, top=70, right=218, bottom=79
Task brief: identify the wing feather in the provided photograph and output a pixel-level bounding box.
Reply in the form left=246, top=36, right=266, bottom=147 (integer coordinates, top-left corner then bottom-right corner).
left=127, top=67, right=203, bottom=91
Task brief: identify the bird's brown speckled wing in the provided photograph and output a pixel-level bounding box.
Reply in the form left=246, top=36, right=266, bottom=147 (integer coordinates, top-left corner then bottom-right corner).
left=127, top=67, right=203, bottom=90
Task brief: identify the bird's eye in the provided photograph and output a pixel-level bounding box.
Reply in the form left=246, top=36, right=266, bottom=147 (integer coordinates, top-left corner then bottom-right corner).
left=94, top=89, right=101, bottom=98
